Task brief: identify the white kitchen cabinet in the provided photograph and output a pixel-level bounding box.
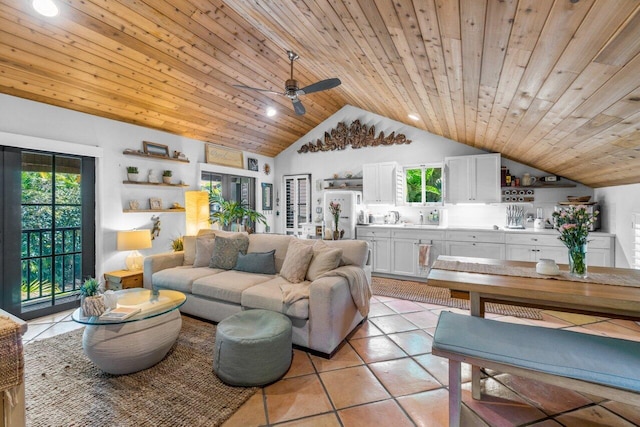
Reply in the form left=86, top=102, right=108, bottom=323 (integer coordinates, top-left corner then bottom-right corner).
left=444, top=153, right=500, bottom=203
left=391, top=229, right=445, bottom=277
left=505, top=233, right=614, bottom=267
left=445, top=229, right=506, bottom=259
left=363, top=162, right=401, bottom=205
left=356, top=228, right=391, bottom=273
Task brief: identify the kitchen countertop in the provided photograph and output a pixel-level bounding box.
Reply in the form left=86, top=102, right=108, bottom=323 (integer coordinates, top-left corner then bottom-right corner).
left=356, top=223, right=615, bottom=237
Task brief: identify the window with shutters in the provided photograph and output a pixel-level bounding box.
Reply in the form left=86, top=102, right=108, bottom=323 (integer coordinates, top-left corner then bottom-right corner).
left=284, top=174, right=311, bottom=235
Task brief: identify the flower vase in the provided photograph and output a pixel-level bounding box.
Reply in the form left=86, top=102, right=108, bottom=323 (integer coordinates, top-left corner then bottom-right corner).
left=568, top=244, right=588, bottom=278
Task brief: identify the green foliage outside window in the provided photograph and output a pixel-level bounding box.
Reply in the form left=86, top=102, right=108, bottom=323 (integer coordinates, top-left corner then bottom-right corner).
left=405, top=166, right=442, bottom=204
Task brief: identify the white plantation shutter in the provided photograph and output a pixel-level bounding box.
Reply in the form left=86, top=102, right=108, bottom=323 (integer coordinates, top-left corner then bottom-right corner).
left=284, top=174, right=311, bottom=235
left=634, top=213, right=640, bottom=269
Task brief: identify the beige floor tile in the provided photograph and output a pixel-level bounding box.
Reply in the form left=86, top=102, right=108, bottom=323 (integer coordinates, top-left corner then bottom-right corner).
left=31, top=320, right=83, bottom=341
left=372, top=295, right=396, bottom=303
left=369, top=358, right=441, bottom=397
left=397, top=388, right=449, bottom=427
left=581, top=321, right=640, bottom=340
left=384, top=299, right=424, bottom=314
left=387, top=329, right=433, bottom=356
left=401, top=309, right=441, bottom=329
left=349, top=335, right=407, bottom=363
left=413, top=354, right=472, bottom=386
left=21, top=323, right=53, bottom=342
left=608, top=319, right=640, bottom=334
left=349, top=320, right=383, bottom=339
left=528, top=420, right=564, bottom=427
left=369, top=314, right=418, bottom=334
left=544, top=311, right=604, bottom=326
left=320, top=365, right=390, bottom=409
left=564, top=326, right=609, bottom=336
left=27, top=309, right=74, bottom=324
left=221, top=392, right=266, bottom=427
left=284, top=349, right=315, bottom=378
left=338, top=399, right=414, bottom=427
left=368, top=302, right=396, bottom=318
left=276, top=412, right=341, bottom=426
left=310, top=343, right=363, bottom=372
left=264, top=374, right=333, bottom=424
left=601, top=401, right=640, bottom=426
left=555, top=405, right=637, bottom=427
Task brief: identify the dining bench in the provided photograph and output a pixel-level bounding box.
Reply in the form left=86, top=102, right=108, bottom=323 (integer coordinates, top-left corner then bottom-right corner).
left=432, top=311, right=640, bottom=427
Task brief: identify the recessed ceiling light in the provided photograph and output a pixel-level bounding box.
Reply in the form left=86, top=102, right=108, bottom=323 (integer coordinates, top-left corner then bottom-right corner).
left=408, top=113, right=420, bottom=121
left=266, top=107, right=277, bottom=117
left=33, top=0, right=59, bottom=17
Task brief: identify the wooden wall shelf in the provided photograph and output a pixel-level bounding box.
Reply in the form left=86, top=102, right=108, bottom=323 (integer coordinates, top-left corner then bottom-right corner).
left=123, top=208, right=185, bottom=213
left=123, top=180, right=188, bottom=188
left=123, top=150, right=190, bottom=163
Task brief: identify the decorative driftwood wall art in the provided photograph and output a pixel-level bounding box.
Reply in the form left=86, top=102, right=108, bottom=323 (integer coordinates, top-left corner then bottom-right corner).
left=297, top=120, right=412, bottom=154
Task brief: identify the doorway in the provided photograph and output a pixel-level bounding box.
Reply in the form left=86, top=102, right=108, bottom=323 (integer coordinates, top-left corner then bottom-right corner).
left=1, top=147, right=95, bottom=320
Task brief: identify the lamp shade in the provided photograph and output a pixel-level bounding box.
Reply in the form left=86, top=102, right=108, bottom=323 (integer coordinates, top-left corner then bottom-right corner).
left=185, top=191, right=210, bottom=235
left=116, top=230, right=152, bottom=251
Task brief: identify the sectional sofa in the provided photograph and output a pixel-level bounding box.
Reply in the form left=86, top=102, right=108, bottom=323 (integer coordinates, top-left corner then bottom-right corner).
left=143, top=230, right=371, bottom=357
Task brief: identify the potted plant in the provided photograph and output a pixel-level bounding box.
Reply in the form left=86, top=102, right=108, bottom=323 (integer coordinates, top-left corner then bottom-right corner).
left=80, top=277, right=105, bottom=317
left=171, top=236, right=184, bottom=251
left=162, top=170, right=172, bottom=184
left=127, top=166, right=139, bottom=182
left=209, top=192, right=267, bottom=233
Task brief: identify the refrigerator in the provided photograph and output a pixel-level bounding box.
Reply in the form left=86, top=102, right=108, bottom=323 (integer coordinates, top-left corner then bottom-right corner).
left=323, top=191, right=362, bottom=239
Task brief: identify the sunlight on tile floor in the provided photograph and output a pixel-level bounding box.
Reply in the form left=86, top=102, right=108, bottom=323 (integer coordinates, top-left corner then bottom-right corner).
left=26, top=295, right=640, bottom=426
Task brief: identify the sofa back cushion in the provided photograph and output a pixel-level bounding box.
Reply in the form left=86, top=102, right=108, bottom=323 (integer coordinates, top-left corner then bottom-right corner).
left=279, top=238, right=314, bottom=283
left=248, top=234, right=293, bottom=272
left=306, top=240, right=343, bottom=281
left=233, top=250, right=277, bottom=274
left=192, top=229, right=250, bottom=268
left=323, top=240, right=369, bottom=267
left=210, top=235, right=250, bottom=270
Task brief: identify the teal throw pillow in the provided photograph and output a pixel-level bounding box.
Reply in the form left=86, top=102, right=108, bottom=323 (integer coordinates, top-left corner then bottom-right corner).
left=233, top=250, right=277, bottom=274
left=209, top=235, right=249, bottom=270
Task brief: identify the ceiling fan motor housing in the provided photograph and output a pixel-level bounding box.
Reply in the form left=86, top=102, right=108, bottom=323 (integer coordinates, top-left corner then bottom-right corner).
left=285, top=79, right=299, bottom=97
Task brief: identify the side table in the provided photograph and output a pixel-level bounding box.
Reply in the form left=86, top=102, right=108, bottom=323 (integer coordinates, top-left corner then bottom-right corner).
left=104, top=269, right=143, bottom=290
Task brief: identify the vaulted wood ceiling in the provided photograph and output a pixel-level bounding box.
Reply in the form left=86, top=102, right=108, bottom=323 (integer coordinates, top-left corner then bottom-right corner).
left=1, top=0, right=639, bottom=188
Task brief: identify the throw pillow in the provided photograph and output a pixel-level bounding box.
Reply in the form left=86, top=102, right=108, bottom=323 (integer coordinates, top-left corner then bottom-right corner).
left=182, top=236, right=196, bottom=266
left=306, top=240, right=343, bottom=281
left=233, top=250, right=277, bottom=274
left=193, top=236, right=216, bottom=268
left=209, top=235, right=250, bottom=270
left=279, top=238, right=314, bottom=283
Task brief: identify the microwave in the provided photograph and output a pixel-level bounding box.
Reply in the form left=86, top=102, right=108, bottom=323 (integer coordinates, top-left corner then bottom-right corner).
left=553, top=203, right=601, bottom=231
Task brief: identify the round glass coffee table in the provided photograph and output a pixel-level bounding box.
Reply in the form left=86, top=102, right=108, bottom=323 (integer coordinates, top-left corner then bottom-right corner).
left=72, top=288, right=186, bottom=375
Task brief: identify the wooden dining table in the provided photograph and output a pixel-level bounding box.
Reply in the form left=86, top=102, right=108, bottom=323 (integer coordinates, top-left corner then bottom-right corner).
left=427, top=255, right=640, bottom=399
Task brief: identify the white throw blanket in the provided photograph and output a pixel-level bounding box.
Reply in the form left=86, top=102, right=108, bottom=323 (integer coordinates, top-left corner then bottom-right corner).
left=280, top=266, right=371, bottom=317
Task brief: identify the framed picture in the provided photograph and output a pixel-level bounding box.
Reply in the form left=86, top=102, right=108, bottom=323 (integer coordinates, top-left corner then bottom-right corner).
left=247, top=157, right=259, bottom=172
left=143, top=141, right=170, bottom=158
left=261, top=183, right=273, bottom=211
left=128, top=200, right=140, bottom=210
left=205, top=143, right=244, bottom=168
left=149, top=198, right=162, bottom=210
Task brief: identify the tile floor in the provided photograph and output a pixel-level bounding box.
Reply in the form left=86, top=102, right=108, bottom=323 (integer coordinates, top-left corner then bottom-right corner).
left=25, top=295, right=640, bottom=426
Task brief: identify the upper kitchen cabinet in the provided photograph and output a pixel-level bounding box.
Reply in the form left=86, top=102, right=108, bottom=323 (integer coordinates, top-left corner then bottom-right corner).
left=363, top=162, right=403, bottom=205
left=444, top=153, right=501, bottom=203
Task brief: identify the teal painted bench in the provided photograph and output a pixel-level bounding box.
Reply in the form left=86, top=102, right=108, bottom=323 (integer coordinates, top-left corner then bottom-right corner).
left=432, top=311, right=640, bottom=427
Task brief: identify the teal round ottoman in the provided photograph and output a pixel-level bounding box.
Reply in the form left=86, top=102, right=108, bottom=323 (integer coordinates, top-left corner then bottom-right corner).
left=213, top=309, right=292, bottom=386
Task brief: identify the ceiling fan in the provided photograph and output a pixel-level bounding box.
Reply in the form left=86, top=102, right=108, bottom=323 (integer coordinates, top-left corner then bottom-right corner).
left=233, top=50, right=341, bottom=115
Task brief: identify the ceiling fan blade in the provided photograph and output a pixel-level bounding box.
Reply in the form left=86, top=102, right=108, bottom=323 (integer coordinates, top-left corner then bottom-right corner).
left=297, top=78, right=341, bottom=96
left=291, top=97, right=306, bottom=115
left=233, top=84, right=283, bottom=96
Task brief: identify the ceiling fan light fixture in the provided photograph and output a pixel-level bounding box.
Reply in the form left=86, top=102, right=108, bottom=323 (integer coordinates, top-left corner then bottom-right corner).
left=266, top=107, right=277, bottom=117
left=408, top=113, right=420, bottom=121
left=33, top=0, right=59, bottom=17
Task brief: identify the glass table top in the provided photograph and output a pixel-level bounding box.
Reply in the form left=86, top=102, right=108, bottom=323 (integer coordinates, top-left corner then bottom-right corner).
left=71, top=288, right=186, bottom=325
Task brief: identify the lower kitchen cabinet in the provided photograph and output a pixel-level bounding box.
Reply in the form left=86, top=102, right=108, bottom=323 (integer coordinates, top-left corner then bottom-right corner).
left=505, top=233, right=613, bottom=267
left=446, top=241, right=506, bottom=259
left=357, top=228, right=391, bottom=274
left=392, top=238, right=445, bottom=277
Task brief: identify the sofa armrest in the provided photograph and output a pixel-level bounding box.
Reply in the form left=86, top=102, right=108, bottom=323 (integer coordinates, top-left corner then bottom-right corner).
left=308, top=275, right=363, bottom=355
left=143, top=251, right=185, bottom=288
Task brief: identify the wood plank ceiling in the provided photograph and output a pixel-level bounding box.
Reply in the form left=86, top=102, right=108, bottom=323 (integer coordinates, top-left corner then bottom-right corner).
left=1, top=0, right=639, bottom=188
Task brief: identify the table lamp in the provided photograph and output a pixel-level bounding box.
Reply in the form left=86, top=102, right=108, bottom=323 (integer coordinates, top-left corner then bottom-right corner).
left=117, top=230, right=152, bottom=270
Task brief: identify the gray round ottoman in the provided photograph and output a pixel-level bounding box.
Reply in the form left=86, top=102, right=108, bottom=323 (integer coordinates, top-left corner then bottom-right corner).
left=213, top=309, right=292, bottom=386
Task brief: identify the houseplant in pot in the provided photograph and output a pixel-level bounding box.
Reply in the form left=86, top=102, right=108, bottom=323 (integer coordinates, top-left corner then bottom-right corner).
left=80, top=277, right=105, bottom=317
left=127, top=166, right=139, bottom=182
left=209, top=192, right=267, bottom=233
left=162, top=170, right=172, bottom=184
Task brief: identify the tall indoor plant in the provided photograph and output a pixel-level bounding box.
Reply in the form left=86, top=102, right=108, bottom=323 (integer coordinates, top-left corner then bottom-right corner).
left=209, top=192, right=267, bottom=233
left=552, top=205, right=598, bottom=278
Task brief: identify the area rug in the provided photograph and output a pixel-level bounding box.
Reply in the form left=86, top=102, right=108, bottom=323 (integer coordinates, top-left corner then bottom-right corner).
left=24, top=316, right=257, bottom=427
left=371, top=276, right=543, bottom=320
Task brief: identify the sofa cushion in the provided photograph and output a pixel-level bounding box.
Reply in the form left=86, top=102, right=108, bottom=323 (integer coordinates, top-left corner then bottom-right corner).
left=279, top=238, right=314, bottom=283
left=306, top=240, right=343, bottom=281
left=248, top=234, right=293, bottom=272
left=234, top=250, right=277, bottom=274
left=153, top=266, right=222, bottom=294
left=241, top=276, right=309, bottom=319
left=183, top=235, right=196, bottom=266
left=323, top=240, right=369, bottom=267
left=192, top=270, right=274, bottom=304
left=210, top=235, right=250, bottom=270
left=193, top=236, right=216, bottom=267
left=197, top=229, right=249, bottom=239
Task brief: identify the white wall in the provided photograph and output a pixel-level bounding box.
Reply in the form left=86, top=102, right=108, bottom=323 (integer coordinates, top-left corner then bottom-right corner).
left=594, top=183, right=640, bottom=268
left=274, top=105, right=593, bottom=232
left=0, top=94, right=274, bottom=278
